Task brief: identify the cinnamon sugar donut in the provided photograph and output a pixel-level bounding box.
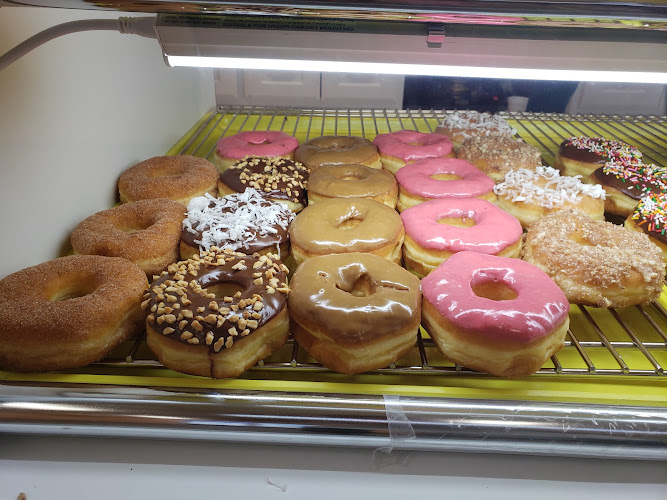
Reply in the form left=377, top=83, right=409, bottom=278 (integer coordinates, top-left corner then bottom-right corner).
left=307, top=163, right=398, bottom=208
left=118, top=155, right=218, bottom=205
left=458, top=136, right=542, bottom=182
left=522, top=209, right=665, bottom=307
left=435, top=110, right=516, bottom=152
left=71, top=199, right=185, bottom=277
left=213, top=131, right=299, bottom=172
left=295, top=135, right=381, bottom=171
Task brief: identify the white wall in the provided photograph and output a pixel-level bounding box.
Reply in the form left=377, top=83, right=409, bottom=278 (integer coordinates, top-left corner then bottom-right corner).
left=0, top=6, right=214, bottom=278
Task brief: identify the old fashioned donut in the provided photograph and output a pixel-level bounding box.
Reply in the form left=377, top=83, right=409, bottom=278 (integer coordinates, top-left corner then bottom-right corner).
left=395, top=157, right=496, bottom=212
left=289, top=252, right=421, bottom=374
left=523, top=209, right=665, bottom=307
left=373, top=130, right=454, bottom=175
left=400, top=198, right=523, bottom=277
left=435, top=110, right=516, bottom=151
left=554, top=136, right=643, bottom=180
left=145, top=248, right=290, bottom=378
left=0, top=255, right=147, bottom=372
left=458, top=136, right=542, bottom=182
left=181, top=189, right=295, bottom=261
left=625, top=193, right=667, bottom=263
left=289, top=197, right=405, bottom=266
left=421, top=251, right=570, bottom=377
left=71, top=199, right=185, bottom=276
left=213, top=130, right=299, bottom=172
left=118, top=155, right=218, bottom=205
left=218, top=156, right=309, bottom=213
left=295, top=135, right=381, bottom=171
left=307, top=163, right=398, bottom=208
left=493, top=166, right=606, bottom=228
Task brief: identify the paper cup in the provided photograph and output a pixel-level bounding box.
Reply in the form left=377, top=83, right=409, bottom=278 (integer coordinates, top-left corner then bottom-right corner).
left=507, top=96, right=529, bottom=112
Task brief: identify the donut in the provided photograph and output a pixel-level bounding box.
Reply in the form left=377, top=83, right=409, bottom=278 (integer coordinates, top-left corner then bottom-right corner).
left=118, top=155, right=218, bottom=205
left=294, top=135, right=381, bottom=171
left=493, top=166, right=606, bottom=228
left=522, top=209, right=665, bottom=308
left=400, top=198, right=523, bottom=277
left=289, top=197, right=404, bottom=266
left=212, top=131, right=299, bottom=173
left=421, top=251, right=570, bottom=378
left=458, top=136, right=542, bottom=182
left=395, top=157, right=496, bottom=212
left=373, top=130, right=454, bottom=176
left=434, top=110, right=516, bottom=152
left=181, top=189, right=295, bottom=261
left=307, top=163, right=398, bottom=208
left=218, top=156, right=309, bottom=213
left=625, top=193, right=667, bottom=263
left=288, top=252, right=421, bottom=374
left=0, top=255, right=147, bottom=372
left=554, top=136, right=643, bottom=179
left=71, top=199, right=185, bottom=277
left=145, top=248, right=290, bottom=378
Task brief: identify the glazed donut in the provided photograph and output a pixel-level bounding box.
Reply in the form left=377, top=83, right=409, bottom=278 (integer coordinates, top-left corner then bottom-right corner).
left=373, top=130, right=454, bottom=176
left=400, top=198, right=523, bottom=277
left=625, top=193, right=667, bottom=263
left=295, top=135, right=381, bottom=171
left=288, top=252, right=421, bottom=374
left=118, top=155, right=218, bottom=205
left=421, top=251, right=570, bottom=377
left=181, top=189, right=295, bottom=261
left=212, top=131, right=299, bottom=173
left=71, top=199, right=185, bottom=277
left=435, top=110, right=516, bottom=152
left=493, top=166, right=606, bottom=228
left=145, top=248, right=290, bottom=378
left=522, top=209, right=665, bottom=308
left=0, top=255, right=147, bottom=372
left=554, top=137, right=643, bottom=179
left=307, top=163, right=398, bottom=208
left=395, top=157, right=496, bottom=212
left=458, top=136, right=542, bottom=182
left=288, top=197, right=404, bottom=266
left=218, top=157, right=309, bottom=213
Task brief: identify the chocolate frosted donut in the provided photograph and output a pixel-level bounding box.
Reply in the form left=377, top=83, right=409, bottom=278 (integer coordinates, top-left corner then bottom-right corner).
left=295, top=135, right=381, bottom=171
left=554, top=137, right=643, bottom=180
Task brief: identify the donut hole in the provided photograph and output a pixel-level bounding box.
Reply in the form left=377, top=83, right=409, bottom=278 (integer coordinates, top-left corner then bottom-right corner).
left=115, top=218, right=154, bottom=234
left=149, top=167, right=184, bottom=178
left=50, top=285, right=96, bottom=302
left=204, top=282, right=245, bottom=299
left=342, top=174, right=363, bottom=181
left=337, top=210, right=365, bottom=230
left=431, top=173, right=461, bottom=181
left=472, top=281, right=518, bottom=301
left=336, top=273, right=377, bottom=297
left=437, top=216, right=476, bottom=227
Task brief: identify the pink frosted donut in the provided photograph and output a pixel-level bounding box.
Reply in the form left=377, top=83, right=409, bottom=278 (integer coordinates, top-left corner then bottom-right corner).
left=213, top=131, right=299, bottom=172
left=395, top=157, right=496, bottom=211
left=373, top=130, right=454, bottom=175
left=421, top=251, right=570, bottom=377
left=400, top=198, right=523, bottom=276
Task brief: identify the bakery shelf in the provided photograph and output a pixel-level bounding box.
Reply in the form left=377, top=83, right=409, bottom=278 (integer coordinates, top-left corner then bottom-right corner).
left=1, top=108, right=666, bottom=459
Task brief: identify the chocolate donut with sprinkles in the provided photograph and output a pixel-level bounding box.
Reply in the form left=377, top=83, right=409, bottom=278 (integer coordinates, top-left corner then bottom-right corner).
left=554, top=136, right=643, bottom=180
left=625, top=193, right=667, bottom=264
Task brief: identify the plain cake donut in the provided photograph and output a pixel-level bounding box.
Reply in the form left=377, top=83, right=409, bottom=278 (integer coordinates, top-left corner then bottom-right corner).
left=307, top=163, right=398, bottom=208
left=213, top=130, right=299, bottom=172
left=295, top=135, right=381, bottom=171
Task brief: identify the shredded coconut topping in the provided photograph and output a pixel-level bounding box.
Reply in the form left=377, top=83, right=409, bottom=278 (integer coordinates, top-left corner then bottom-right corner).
left=440, top=110, right=516, bottom=140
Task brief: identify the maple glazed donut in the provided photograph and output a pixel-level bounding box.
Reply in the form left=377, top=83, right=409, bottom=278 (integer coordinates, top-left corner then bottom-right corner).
left=295, top=135, right=381, bottom=171
left=212, top=130, right=299, bottom=172
left=554, top=136, right=643, bottom=179
left=523, top=209, right=665, bottom=308
left=458, top=136, right=542, bottom=182
left=421, top=251, right=570, bottom=377
left=118, top=155, right=218, bottom=205
left=0, top=255, right=147, bottom=372
left=289, top=252, right=421, bottom=374
left=395, top=157, right=496, bottom=212
left=400, top=198, right=523, bottom=277
left=71, top=199, right=185, bottom=277
left=289, top=198, right=404, bottom=266
left=625, top=193, right=667, bottom=263
left=145, top=248, right=290, bottom=378
left=218, top=156, right=309, bottom=213
left=373, top=130, right=454, bottom=176
left=307, top=163, right=398, bottom=208
left=435, top=110, right=516, bottom=152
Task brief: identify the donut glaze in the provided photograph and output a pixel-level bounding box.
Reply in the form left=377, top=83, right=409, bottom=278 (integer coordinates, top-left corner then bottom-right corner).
left=295, top=135, right=381, bottom=170
left=373, top=130, right=453, bottom=162
left=216, top=131, right=299, bottom=160
left=307, top=163, right=398, bottom=208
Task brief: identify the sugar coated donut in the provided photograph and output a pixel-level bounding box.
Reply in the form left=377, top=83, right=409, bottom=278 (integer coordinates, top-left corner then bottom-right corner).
left=307, top=163, right=398, bottom=208
left=118, top=155, right=218, bottom=205
left=395, top=157, right=496, bottom=212
left=625, top=193, right=667, bottom=263
left=0, top=255, right=148, bottom=372
left=146, top=248, right=290, bottom=378
left=373, top=130, right=454, bottom=175
left=295, top=135, right=381, bottom=171
left=289, top=197, right=404, bottom=266
left=71, top=199, right=185, bottom=276
left=458, top=136, right=542, bottom=182
left=400, top=198, right=523, bottom=277
left=181, top=189, right=295, bottom=261
left=523, top=209, right=665, bottom=308
left=218, top=156, right=309, bottom=213
left=554, top=137, right=643, bottom=179
left=288, top=252, right=421, bottom=374
left=421, top=251, right=570, bottom=377
left=213, top=130, right=299, bottom=172
left=493, top=166, right=606, bottom=228
left=435, top=110, right=516, bottom=151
